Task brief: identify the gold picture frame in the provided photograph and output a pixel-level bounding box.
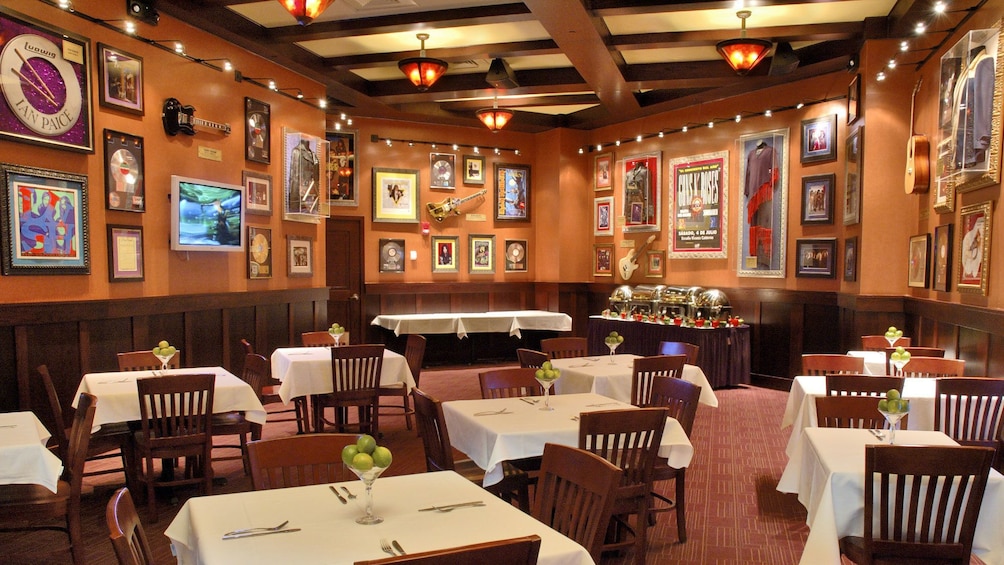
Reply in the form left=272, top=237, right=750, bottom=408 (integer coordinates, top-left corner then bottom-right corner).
left=958, top=200, right=993, bottom=295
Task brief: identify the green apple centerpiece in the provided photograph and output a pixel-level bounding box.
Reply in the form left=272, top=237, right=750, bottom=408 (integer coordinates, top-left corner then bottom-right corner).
left=876, top=389, right=910, bottom=444
left=342, top=434, right=392, bottom=525
left=534, top=361, right=561, bottom=411
left=151, top=340, right=178, bottom=371
left=884, top=326, right=904, bottom=348
left=889, top=346, right=911, bottom=375
left=328, top=322, right=345, bottom=346
left=604, top=331, right=625, bottom=363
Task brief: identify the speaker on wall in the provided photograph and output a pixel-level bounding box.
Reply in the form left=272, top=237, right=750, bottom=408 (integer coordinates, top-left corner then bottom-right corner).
left=126, top=0, right=160, bottom=26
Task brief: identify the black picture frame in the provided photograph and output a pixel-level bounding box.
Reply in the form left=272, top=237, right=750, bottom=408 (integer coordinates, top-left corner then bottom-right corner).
left=844, top=236, right=858, bottom=282
left=97, top=43, right=144, bottom=115
left=800, top=174, right=835, bottom=225
left=245, top=97, right=271, bottom=164
left=908, top=233, right=931, bottom=288
left=795, top=238, right=836, bottom=278
left=463, top=154, right=486, bottom=185
left=847, top=74, right=860, bottom=125
left=326, top=130, right=357, bottom=206
left=107, top=224, right=143, bottom=282
left=430, top=153, right=456, bottom=189
left=103, top=129, right=145, bottom=213
left=932, top=224, right=953, bottom=292
left=379, top=238, right=405, bottom=273
left=504, top=239, right=527, bottom=272
left=800, top=114, right=837, bottom=164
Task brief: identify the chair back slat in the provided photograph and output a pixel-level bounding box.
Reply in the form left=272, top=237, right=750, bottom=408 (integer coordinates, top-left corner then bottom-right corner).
left=479, top=368, right=543, bottom=399
left=802, top=354, right=865, bottom=376
left=648, top=376, right=700, bottom=437
left=106, top=488, right=155, bottom=565
left=404, top=334, right=427, bottom=386
left=935, top=377, right=1004, bottom=449
left=516, top=348, right=549, bottom=369
left=579, top=408, right=667, bottom=492
left=901, top=357, right=965, bottom=379
left=884, top=347, right=945, bottom=375
left=540, top=337, right=588, bottom=359
left=825, top=375, right=905, bottom=397
left=411, top=388, right=456, bottom=472
left=815, top=396, right=900, bottom=429
left=331, top=344, right=384, bottom=394
left=631, top=355, right=686, bottom=407
left=248, top=434, right=358, bottom=490
left=137, top=374, right=215, bottom=448
left=657, top=342, right=699, bottom=365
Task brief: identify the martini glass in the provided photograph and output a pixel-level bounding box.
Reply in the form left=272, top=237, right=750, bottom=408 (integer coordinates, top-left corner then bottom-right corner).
left=349, top=465, right=388, bottom=524
left=885, top=330, right=903, bottom=348
left=891, top=357, right=909, bottom=376
left=154, top=351, right=177, bottom=371
left=331, top=331, right=343, bottom=347
left=606, top=341, right=621, bottom=364
left=535, top=376, right=558, bottom=411
left=878, top=402, right=909, bottom=444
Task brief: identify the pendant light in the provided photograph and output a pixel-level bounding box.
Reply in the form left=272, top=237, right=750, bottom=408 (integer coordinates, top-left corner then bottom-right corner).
left=716, top=10, right=773, bottom=75
left=476, top=97, right=514, bottom=132
left=398, top=33, right=449, bottom=91
left=277, top=0, right=336, bottom=26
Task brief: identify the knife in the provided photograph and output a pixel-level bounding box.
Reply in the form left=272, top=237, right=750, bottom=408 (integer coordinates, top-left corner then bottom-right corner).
left=392, top=540, right=407, bottom=555
left=417, top=500, right=485, bottom=512
left=222, top=528, right=301, bottom=540
left=329, top=485, right=348, bottom=504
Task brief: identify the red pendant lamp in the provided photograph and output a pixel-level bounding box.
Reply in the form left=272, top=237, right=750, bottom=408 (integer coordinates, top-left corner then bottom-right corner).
left=398, top=33, right=449, bottom=91
left=716, top=10, right=773, bottom=75
left=278, top=0, right=336, bottom=26
left=476, top=96, right=514, bottom=132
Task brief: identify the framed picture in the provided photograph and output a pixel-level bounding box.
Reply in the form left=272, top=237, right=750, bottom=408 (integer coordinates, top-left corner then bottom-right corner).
left=504, top=239, right=527, bottom=272
left=844, top=127, right=863, bottom=225
left=958, top=200, right=993, bottom=295
left=622, top=152, right=661, bottom=232
left=107, top=224, right=143, bottom=282
left=373, top=167, right=420, bottom=223
left=242, top=170, right=272, bottom=216
left=800, top=114, right=837, bottom=164
left=668, top=151, right=727, bottom=258
left=97, top=43, right=143, bottom=115
left=378, top=238, right=405, bottom=273
left=645, top=250, right=665, bottom=278
left=463, top=154, right=485, bottom=185
left=430, top=153, right=456, bottom=189
left=594, top=153, right=612, bottom=190
left=847, top=74, right=860, bottom=125
left=795, top=238, right=836, bottom=278
left=844, top=236, right=858, bottom=282
left=103, top=129, right=145, bottom=213
left=247, top=226, right=272, bottom=279
left=908, top=233, right=931, bottom=288
left=738, top=129, right=789, bottom=278
left=1, top=163, right=89, bottom=275
left=594, top=196, right=614, bottom=236
left=245, top=97, right=270, bottom=164
left=495, top=163, right=530, bottom=221
left=326, top=130, right=357, bottom=206
left=283, top=128, right=328, bottom=223
left=432, top=235, right=459, bottom=273
left=933, top=137, right=956, bottom=213
left=593, top=243, right=613, bottom=277
left=286, top=235, right=313, bottom=277
left=932, top=223, right=953, bottom=292
left=800, top=174, right=835, bottom=225
left=469, top=234, right=495, bottom=274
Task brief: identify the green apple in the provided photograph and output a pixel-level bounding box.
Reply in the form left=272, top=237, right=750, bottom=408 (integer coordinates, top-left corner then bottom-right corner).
left=617, top=336, right=624, bottom=343
left=356, top=434, right=377, bottom=455
left=535, top=369, right=545, bottom=379
left=372, top=446, right=393, bottom=468
left=342, top=444, right=359, bottom=466
left=152, top=347, right=162, bottom=355
left=158, top=340, right=170, bottom=349
left=542, top=361, right=552, bottom=370
left=351, top=452, right=374, bottom=472
left=886, top=389, right=901, bottom=401
left=878, top=399, right=889, bottom=412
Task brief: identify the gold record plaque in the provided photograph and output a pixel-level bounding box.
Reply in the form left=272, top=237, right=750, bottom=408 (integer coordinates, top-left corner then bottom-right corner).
left=379, top=238, right=405, bottom=273
left=248, top=226, right=272, bottom=279
left=505, top=240, right=527, bottom=272
left=103, top=129, right=144, bottom=212
left=245, top=97, right=270, bottom=164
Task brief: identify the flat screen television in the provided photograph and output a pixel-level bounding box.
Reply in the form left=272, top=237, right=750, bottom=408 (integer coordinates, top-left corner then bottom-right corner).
left=170, top=175, right=246, bottom=252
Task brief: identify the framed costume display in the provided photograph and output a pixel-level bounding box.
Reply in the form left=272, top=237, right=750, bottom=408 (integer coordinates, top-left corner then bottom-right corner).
left=667, top=151, right=727, bottom=258
left=622, top=152, right=661, bottom=233
left=737, top=129, right=789, bottom=278
left=326, top=130, right=357, bottom=206
left=283, top=128, right=328, bottom=223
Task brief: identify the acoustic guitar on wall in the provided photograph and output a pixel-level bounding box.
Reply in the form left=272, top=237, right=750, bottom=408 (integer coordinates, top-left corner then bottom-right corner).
left=618, top=234, right=657, bottom=281
left=904, top=79, right=930, bottom=194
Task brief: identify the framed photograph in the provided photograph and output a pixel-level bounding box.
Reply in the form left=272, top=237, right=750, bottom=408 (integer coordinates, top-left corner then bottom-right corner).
left=0, top=8, right=93, bottom=152
left=430, top=153, right=456, bottom=189
left=593, top=244, right=613, bottom=277
left=645, top=250, right=665, bottom=278
left=107, top=224, right=143, bottom=282
left=932, top=224, right=953, bottom=292
left=844, top=127, right=863, bottom=225
left=378, top=238, right=405, bottom=273
left=1, top=163, right=89, bottom=275
left=283, top=128, right=328, bottom=223
left=594, top=196, right=614, bottom=236
left=326, top=130, right=357, bottom=206
left=844, top=236, right=858, bottom=282
left=247, top=226, right=272, bottom=279
left=795, top=238, right=836, bottom=278
left=462, top=154, right=486, bottom=185
left=594, top=153, right=612, bottom=190
left=432, top=235, right=459, bottom=273
left=622, top=152, right=661, bottom=233
left=469, top=234, right=495, bottom=274
left=958, top=201, right=993, bottom=295
left=286, top=235, right=313, bottom=277
left=245, top=97, right=271, bottom=164
left=668, top=151, right=727, bottom=258
left=800, top=114, right=837, bottom=164
left=242, top=170, right=272, bottom=216
left=504, top=239, right=527, bottom=272
left=495, top=163, right=530, bottom=221
left=908, top=233, right=931, bottom=288
left=847, top=74, right=860, bottom=125
left=373, top=167, right=420, bottom=223
left=97, top=43, right=143, bottom=115
left=800, top=174, right=835, bottom=225
left=738, top=129, right=789, bottom=278
left=103, top=129, right=145, bottom=213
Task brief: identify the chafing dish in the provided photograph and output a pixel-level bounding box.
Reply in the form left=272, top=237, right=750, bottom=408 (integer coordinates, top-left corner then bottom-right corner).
left=608, top=285, right=633, bottom=314
left=655, top=286, right=689, bottom=318
left=695, top=289, right=732, bottom=321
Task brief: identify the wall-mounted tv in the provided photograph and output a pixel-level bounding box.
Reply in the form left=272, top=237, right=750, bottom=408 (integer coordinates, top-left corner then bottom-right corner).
left=170, top=175, right=246, bottom=252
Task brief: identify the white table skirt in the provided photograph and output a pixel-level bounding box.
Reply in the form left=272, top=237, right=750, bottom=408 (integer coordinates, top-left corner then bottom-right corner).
left=846, top=350, right=888, bottom=375
left=550, top=354, right=719, bottom=408
left=443, top=392, right=693, bottom=486
left=165, top=470, right=595, bottom=565
left=0, top=411, right=63, bottom=493
left=270, top=348, right=412, bottom=404
left=371, top=310, right=572, bottom=339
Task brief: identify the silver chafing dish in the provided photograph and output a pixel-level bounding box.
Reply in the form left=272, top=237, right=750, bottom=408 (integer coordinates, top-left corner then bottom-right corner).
left=654, top=286, right=689, bottom=318
left=608, top=285, right=633, bottom=314
left=628, top=284, right=662, bottom=315
left=695, top=289, right=732, bottom=321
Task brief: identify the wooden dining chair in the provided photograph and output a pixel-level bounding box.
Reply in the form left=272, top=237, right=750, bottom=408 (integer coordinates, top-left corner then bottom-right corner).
left=312, top=344, right=384, bottom=436
left=801, top=354, right=865, bottom=376
left=900, top=356, right=965, bottom=378
left=211, top=353, right=269, bottom=474
left=540, top=337, right=588, bottom=359
left=117, top=350, right=180, bottom=371
left=241, top=339, right=310, bottom=434
left=839, top=445, right=995, bottom=565
left=860, top=335, right=910, bottom=351
left=934, top=377, right=1004, bottom=464
left=301, top=331, right=346, bottom=347
left=516, top=348, right=549, bottom=369
left=247, top=434, right=358, bottom=490
left=106, top=487, right=155, bottom=565
left=352, top=535, right=542, bottom=565
left=532, top=443, right=621, bottom=563
left=824, top=374, right=905, bottom=397
left=814, top=395, right=900, bottom=430
left=630, top=354, right=687, bottom=407
left=0, top=392, right=96, bottom=565
left=579, top=407, right=668, bottom=565
left=478, top=367, right=543, bottom=399
left=378, top=334, right=426, bottom=431
left=657, top=341, right=700, bottom=365
left=647, top=376, right=701, bottom=542
left=883, top=346, right=945, bottom=375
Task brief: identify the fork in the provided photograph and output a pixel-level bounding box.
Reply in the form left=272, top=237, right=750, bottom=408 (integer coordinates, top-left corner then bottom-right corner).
left=380, top=538, right=398, bottom=556
left=340, top=486, right=357, bottom=499
left=223, top=520, right=289, bottom=537
left=473, top=408, right=511, bottom=416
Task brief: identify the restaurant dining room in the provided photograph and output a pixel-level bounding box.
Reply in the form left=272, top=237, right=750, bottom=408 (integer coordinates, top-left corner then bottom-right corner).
left=3, top=0, right=1004, bottom=564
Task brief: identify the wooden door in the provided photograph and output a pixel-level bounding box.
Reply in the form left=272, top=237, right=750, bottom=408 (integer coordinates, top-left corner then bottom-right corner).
left=325, top=217, right=364, bottom=341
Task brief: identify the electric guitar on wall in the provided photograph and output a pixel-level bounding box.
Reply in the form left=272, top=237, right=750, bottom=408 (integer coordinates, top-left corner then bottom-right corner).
left=162, top=97, right=232, bottom=136
left=618, top=234, right=657, bottom=281
left=426, top=189, right=487, bottom=221
left=904, top=79, right=930, bottom=194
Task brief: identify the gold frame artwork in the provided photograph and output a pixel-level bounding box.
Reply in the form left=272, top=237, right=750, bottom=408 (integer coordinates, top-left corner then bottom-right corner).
left=957, top=201, right=993, bottom=295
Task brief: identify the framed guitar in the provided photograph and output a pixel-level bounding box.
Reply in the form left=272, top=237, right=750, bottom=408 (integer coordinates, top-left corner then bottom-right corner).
left=162, top=97, right=232, bottom=136
left=904, top=79, right=930, bottom=194
left=618, top=234, right=657, bottom=280
left=427, top=189, right=487, bottom=221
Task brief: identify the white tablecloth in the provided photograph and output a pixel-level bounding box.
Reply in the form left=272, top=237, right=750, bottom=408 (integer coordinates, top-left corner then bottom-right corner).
left=270, top=348, right=412, bottom=404
left=442, top=392, right=693, bottom=486
left=846, top=350, right=888, bottom=375
left=74, top=367, right=266, bottom=427
left=0, top=411, right=63, bottom=493
left=165, top=470, right=594, bottom=565
left=550, top=354, right=719, bottom=408
left=777, top=427, right=1004, bottom=565
left=371, top=310, right=572, bottom=339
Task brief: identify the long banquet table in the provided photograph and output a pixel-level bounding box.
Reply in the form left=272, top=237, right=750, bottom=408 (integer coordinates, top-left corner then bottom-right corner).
left=0, top=411, right=63, bottom=493
left=371, top=310, right=572, bottom=339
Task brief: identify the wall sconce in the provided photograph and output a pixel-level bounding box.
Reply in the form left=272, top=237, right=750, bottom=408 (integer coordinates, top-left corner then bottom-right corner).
left=716, top=10, right=772, bottom=75
left=398, top=33, right=448, bottom=91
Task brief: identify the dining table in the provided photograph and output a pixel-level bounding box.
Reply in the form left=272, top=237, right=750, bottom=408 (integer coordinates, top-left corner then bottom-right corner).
left=370, top=310, right=572, bottom=339
left=777, top=427, right=1004, bottom=565
left=269, top=347, right=413, bottom=405
left=845, top=350, right=888, bottom=375
left=0, top=411, right=63, bottom=493
left=442, top=392, right=694, bottom=487
left=549, top=353, right=719, bottom=408
left=164, top=469, right=596, bottom=565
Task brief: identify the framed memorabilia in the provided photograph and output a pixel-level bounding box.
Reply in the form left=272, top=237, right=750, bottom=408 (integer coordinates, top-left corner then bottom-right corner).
left=847, top=74, right=860, bottom=125
left=469, top=234, right=495, bottom=274
left=844, top=236, right=858, bottom=282
left=958, top=200, right=993, bottom=295
left=594, top=153, right=612, bottom=190
left=286, top=235, right=313, bottom=277
left=373, top=167, right=420, bottom=223
left=933, top=138, right=956, bottom=213
left=594, top=196, right=614, bottom=236
left=932, top=223, right=953, bottom=292
left=800, top=114, right=837, bottom=164
left=622, top=152, right=661, bottom=233
left=430, top=153, right=456, bottom=189
left=738, top=129, right=789, bottom=278
left=97, top=43, right=143, bottom=115
left=432, top=235, right=459, bottom=273
left=1, top=163, right=89, bottom=275
left=103, top=129, right=145, bottom=213
left=495, top=163, right=530, bottom=221
left=378, top=238, right=405, bottom=273
left=245, top=97, right=270, bottom=164
left=844, top=127, right=863, bottom=226
left=668, top=151, right=727, bottom=258
left=800, top=174, right=835, bottom=225
left=242, top=170, right=272, bottom=216
left=593, top=244, right=613, bottom=277
left=463, top=154, right=485, bottom=185
left=907, top=233, right=930, bottom=288
left=504, top=239, right=527, bottom=272
left=247, top=226, right=272, bottom=279
left=645, top=250, right=665, bottom=278
left=326, top=130, right=357, bottom=206
left=795, top=238, right=836, bottom=278
left=283, top=128, right=328, bottom=223
left=0, top=8, right=93, bottom=152
left=107, top=224, right=143, bottom=282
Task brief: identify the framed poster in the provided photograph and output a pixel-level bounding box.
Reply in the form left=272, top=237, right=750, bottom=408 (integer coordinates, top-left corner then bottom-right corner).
left=800, top=174, right=835, bottom=225
left=326, top=130, right=357, bottom=206
left=0, top=7, right=93, bottom=152
left=844, top=236, right=858, bottom=282
left=430, top=153, right=456, bottom=189
left=646, top=250, right=665, bottom=278
left=933, top=137, right=956, bottom=213
left=247, top=226, right=272, bottom=279
left=932, top=223, right=953, bottom=292
left=469, top=234, right=495, bottom=274
left=844, top=127, right=863, bottom=226
left=97, top=43, right=143, bottom=115
left=107, top=224, right=143, bottom=282
left=432, top=235, right=459, bottom=273
left=504, top=239, right=527, bottom=272
left=593, top=243, right=613, bottom=277
left=245, top=97, right=270, bottom=164
left=286, top=235, right=313, bottom=277
left=1, top=163, right=89, bottom=275
left=495, top=163, right=530, bottom=221
left=800, top=114, right=837, bottom=164
left=594, top=196, right=613, bottom=236
left=847, top=74, right=860, bottom=125
left=378, top=238, right=405, bottom=273
left=373, top=167, right=420, bottom=223
left=668, top=151, right=727, bottom=258
left=795, top=238, right=836, bottom=278
left=738, top=128, right=789, bottom=278
left=594, top=153, right=612, bottom=190
left=622, top=152, right=661, bottom=233
left=958, top=201, right=992, bottom=295
left=283, top=128, right=328, bottom=223
left=242, top=170, right=272, bottom=216
left=908, top=233, right=930, bottom=288
left=463, top=154, right=485, bottom=185
left=103, top=129, right=145, bottom=213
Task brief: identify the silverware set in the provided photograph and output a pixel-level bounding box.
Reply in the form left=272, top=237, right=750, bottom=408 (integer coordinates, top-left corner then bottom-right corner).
left=585, top=402, right=619, bottom=407
left=519, top=397, right=539, bottom=405
left=473, top=408, right=512, bottom=416
left=417, top=500, right=486, bottom=512
left=381, top=538, right=407, bottom=556
left=329, top=485, right=348, bottom=504
left=868, top=429, right=886, bottom=440
left=222, top=520, right=301, bottom=540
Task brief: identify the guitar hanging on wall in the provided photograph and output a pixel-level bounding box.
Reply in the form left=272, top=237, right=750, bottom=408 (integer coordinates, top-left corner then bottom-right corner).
left=162, top=98, right=232, bottom=136
left=618, top=234, right=657, bottom=281
left=904, top=78, right=930, bottom=194
left=427, top=189, right=487, bottom=221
